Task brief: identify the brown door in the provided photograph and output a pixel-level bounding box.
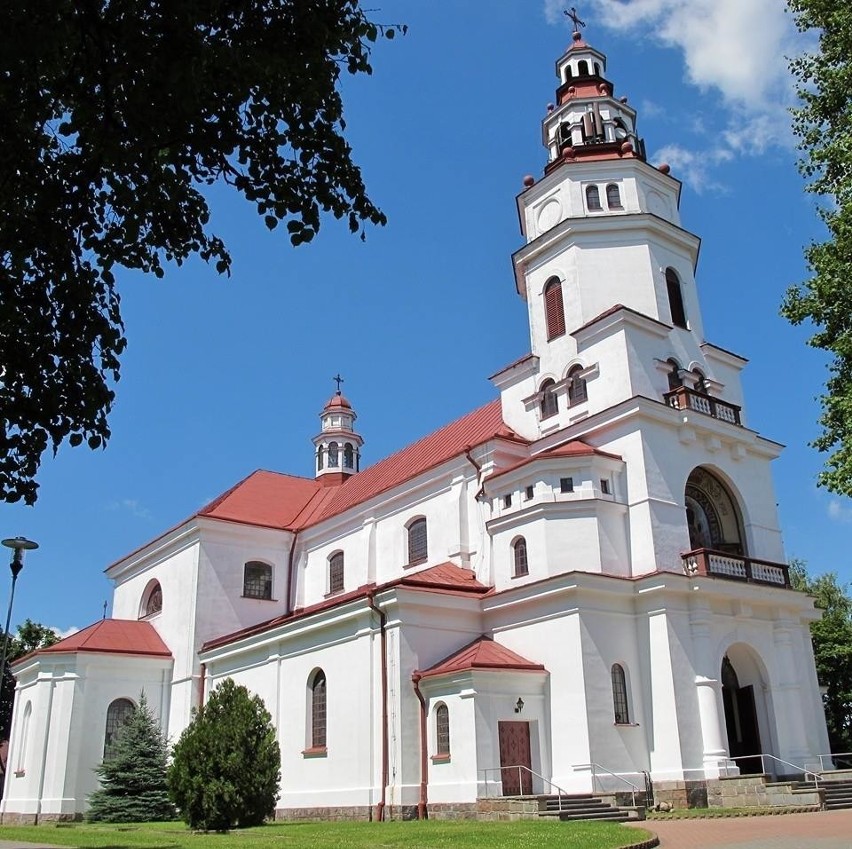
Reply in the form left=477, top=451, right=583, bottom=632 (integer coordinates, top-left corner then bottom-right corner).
left=498, top=721, right=532, bottom=795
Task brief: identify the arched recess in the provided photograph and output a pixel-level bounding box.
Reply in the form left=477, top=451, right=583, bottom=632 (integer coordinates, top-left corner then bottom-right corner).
left=139, top=579, right=163, bottom=619
left=104, top=698, right=135, bottom=760
left=685, top=467, right=746, bottom=555
left=720, top=643, right=775, bottom=774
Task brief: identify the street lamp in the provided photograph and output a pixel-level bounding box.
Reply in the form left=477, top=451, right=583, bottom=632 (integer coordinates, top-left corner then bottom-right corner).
left=0, top=537, right=38, bottom=697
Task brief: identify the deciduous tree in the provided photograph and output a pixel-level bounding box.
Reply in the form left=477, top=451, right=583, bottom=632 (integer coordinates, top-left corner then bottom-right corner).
left=0, top=1, right=403, bottom=505
left=167, top=678, right=280, bottom=831
left=783, top=1, right=852, bottom=494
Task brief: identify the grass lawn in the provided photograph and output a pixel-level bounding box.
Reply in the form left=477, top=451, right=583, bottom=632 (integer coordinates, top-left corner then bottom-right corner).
left=0, top=819, right=653, bottom=849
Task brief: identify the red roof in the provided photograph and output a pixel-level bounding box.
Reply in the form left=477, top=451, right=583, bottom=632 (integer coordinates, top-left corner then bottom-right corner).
left=324, top=392, right=352, bottom=410
left=399, top=562, right=489, bottom=593
left=486, top=439, right=621, bottom=484
left=417, top=636, right=545, bottom=679
left=25, top=619, right=172, bottom=663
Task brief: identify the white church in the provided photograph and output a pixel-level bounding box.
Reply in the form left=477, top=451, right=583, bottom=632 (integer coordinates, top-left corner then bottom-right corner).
left=1, top=28, right=832, bottom=822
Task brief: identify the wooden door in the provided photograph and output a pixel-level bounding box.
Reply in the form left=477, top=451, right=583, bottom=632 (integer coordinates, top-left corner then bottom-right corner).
left=498, top=721, right=532, bottom=795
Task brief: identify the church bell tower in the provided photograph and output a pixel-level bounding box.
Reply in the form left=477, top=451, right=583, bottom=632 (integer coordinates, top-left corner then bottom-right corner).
left=313, top=378, right=363, bottom=486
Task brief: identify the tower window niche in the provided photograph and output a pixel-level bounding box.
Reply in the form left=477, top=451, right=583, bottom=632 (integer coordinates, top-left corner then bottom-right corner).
left=666, top=267, right=688, bottom=329
left=606, top=183, right=622, bottom=209
left=543, top=278, right=566, bottom=340
left=540, top=379, right=558, bottom=419
left=586, top=185, right=602, bottom=212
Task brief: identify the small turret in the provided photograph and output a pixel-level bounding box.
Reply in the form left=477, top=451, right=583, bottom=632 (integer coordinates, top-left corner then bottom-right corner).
left=312, top=376, right=363, bottom=486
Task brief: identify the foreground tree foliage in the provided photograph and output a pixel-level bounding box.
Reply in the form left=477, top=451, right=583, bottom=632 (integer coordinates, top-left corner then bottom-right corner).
left=791, top=561, right=852, bottom=753
left=87, top=693, right=175, bottom=822
left=0, top=620, right=59, bottom=740
left=783, top=2, right=852, bottom=494
left=168, top=679, right=280, bottom=831
left=0, top=1, right=403, bottom=505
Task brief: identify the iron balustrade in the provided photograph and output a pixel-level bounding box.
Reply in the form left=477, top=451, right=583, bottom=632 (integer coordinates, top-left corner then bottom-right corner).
left=665, top=386, right=742, bottom=426
left=682, top=548, right=791, bottom=588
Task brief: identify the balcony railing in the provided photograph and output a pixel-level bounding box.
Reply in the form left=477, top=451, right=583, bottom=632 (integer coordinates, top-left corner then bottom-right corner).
left=664, top=386, right=742, bottom=426
left=682, top=548, right=791, bottom=588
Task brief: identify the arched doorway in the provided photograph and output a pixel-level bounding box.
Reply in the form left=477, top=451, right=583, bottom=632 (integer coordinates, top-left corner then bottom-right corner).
left=721, top=646, right=768, bottom=775
left=685, top=468, right=745, bottom=554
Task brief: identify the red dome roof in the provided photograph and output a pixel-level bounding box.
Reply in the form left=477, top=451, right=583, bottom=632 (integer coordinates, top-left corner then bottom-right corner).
left=325, top=392, right=352, bottom=410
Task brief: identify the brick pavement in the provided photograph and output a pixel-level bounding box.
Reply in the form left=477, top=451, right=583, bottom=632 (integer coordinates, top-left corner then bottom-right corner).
left=630, top=809, right=852, bottom=848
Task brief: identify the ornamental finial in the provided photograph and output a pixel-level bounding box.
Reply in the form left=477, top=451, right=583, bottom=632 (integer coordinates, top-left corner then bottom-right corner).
left=333, top=373, right=344, bottom=394
left=564, top=6, right=586, bottom=32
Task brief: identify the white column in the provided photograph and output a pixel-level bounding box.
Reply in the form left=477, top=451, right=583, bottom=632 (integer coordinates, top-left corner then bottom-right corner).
left=772, top=620, right=811, bottom=764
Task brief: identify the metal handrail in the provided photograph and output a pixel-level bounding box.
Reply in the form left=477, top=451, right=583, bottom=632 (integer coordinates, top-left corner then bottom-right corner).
left=816, top=751, right=852, bottom=772
left=728, top=753, right=823, bottom=787
left=574, top=762, right=639, bottom=807
left=479, top=764, right=572, bottom=810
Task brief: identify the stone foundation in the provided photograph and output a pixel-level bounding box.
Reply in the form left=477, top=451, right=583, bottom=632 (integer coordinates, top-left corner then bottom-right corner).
left=706, top=776, right=821, bottom=809
left=651, top=780, right=709, bottom=809
left=0, top=812, right=81, bottom=824
left=474, top=797, right=540, bottom=821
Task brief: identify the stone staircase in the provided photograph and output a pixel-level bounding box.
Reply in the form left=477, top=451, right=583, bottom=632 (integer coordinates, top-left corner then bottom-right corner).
left=818, top=778, right=852, bottom=810
left=537, top=793, right=639, bottom=822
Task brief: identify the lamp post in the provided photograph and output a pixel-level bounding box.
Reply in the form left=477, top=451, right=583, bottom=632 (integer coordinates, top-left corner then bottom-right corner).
left=0, top=537, right=38, bottom=700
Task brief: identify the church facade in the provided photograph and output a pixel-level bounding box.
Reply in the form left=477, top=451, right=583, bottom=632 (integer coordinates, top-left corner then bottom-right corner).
left=1, top=30, right=830, bottom=822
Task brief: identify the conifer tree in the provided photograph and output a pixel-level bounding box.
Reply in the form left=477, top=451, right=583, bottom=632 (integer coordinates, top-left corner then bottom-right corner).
left=168, top=679, right=280, bottom=831
left=87, top=693, right=175, bottom=822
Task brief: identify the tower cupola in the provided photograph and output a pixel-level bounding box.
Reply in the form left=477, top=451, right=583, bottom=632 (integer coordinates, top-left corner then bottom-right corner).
left=543, top=22, right=646, bottom=169
left=313, top=377, right=364, bottom=485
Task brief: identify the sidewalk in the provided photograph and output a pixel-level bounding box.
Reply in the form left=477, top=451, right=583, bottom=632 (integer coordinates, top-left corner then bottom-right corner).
left=632, top=808, right=852, bottom=848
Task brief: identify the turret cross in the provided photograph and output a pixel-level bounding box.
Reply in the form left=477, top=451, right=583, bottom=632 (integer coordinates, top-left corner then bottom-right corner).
left=564, top=7, right=586, bottom=30
left=333, top=373, right=344, bottom=393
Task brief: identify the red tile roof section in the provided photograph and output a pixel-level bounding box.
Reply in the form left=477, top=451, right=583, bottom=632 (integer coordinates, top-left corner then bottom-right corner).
left=417, top=636, right=545, bottom=679
left=198, top=470, right=322, bottom=531
left=399, top=562, right=488, bottom=593
left=486, top=439, right=622, bottom=483
left=27, top=619, right=172, bottom=663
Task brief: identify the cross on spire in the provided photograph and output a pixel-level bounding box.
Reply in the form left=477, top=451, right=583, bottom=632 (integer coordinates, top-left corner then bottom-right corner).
left=564, top=6, right=586, bottom=31
left=333, top=373, right=344, bottom=394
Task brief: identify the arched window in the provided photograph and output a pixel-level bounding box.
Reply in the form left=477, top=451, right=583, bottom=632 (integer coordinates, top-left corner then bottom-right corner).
left=564, top=66, right=573, bottom=81
left=594, top=62, right=602, bottom=75
left=543, top=277, right=566, bottom=340
left=435, top=703, right=450, bottom=756
left=407, top=518, right=428, bottom=565
left=104, top=698, right=135, bottom=760
left=693, top=369, right=708, bottom=394
left=667, top=359, right=683, bottom=391
left=578, top=59, right=590, bottom=76
left=343, top=443, right=354, bottom=469
left=317, top=446, right=324, bottom=471
left=611, top=664, right=630, bottom=725
left=512, top=537, right=528, bottom=577
left=310, top=670, right=327, bottom=750
left=139, top=579, right=162, bottom=619
left=586, top=184, right=602, bottom=211
left=328, top=442, right=339, bottom=468
left=243, top=560, right=272, bottom=600
left=539, top=379, right=558, bottom=419
left=567, top=365, right=587, bottom=405
left=328, top=552, right=344, bottom=595
left=666, top=267, right=688, bottom=329
left=606, top=183, right=622, bottom=209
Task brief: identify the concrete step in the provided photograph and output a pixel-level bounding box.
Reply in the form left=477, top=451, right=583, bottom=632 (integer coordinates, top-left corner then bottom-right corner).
left=557, top=810, right=631, bottom=822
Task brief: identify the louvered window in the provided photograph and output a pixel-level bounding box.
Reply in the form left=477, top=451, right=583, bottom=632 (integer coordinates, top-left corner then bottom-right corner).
left=544, top=278, right=566, bottom=340
left=540, top=380, right=558, bottom=419
left=328, top=552, right=344, bottom=595
left=567, top=365, right=587, bottom=405
left=408, top=518, right=428, bottom=565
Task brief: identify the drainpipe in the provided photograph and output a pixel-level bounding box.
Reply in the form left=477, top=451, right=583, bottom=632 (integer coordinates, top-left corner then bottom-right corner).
left=285, top=530, right=300, bottom=616
left=463, top=446, right=486, bottom=500
left=411, top=672, right=429, bottom=819
left=197, top=663, right=206, bottom=708
left=366, top=591, right=388, bottom=822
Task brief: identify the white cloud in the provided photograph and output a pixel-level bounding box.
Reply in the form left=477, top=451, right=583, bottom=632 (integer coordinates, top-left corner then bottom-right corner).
left=827, top=499, right=852, bottom=524
left=107, top=498, right=151, bottom=519
left=652, top=143, right=732, bottom=193
left=50, top=625, right=80, bottom=640
left=543, top=0, right=806, bottom=191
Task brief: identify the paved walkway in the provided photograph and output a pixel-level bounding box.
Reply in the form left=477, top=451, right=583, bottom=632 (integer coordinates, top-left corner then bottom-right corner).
left=631, top=809, right=852, bottom=848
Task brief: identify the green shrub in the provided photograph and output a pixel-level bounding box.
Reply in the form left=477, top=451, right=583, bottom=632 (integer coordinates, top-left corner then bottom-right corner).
left=167, top=678, right=280, bottom=831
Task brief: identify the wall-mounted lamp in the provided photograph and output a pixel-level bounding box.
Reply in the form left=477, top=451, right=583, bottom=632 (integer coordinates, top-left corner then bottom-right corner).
left=514, top=697, right=525, bottom=714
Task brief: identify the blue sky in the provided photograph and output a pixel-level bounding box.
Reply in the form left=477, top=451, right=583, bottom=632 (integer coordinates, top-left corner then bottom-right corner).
left=3, top=1, right=847, bottom=636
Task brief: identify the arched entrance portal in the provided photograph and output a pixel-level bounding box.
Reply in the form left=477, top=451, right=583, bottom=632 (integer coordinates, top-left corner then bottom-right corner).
left=685, top=468, right=745, bottom=555
left=721, top=648, right=767, bottom=775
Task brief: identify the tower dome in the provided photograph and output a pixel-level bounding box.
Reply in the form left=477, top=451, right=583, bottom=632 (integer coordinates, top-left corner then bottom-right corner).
left=312, top=377, right=363, bottom=486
